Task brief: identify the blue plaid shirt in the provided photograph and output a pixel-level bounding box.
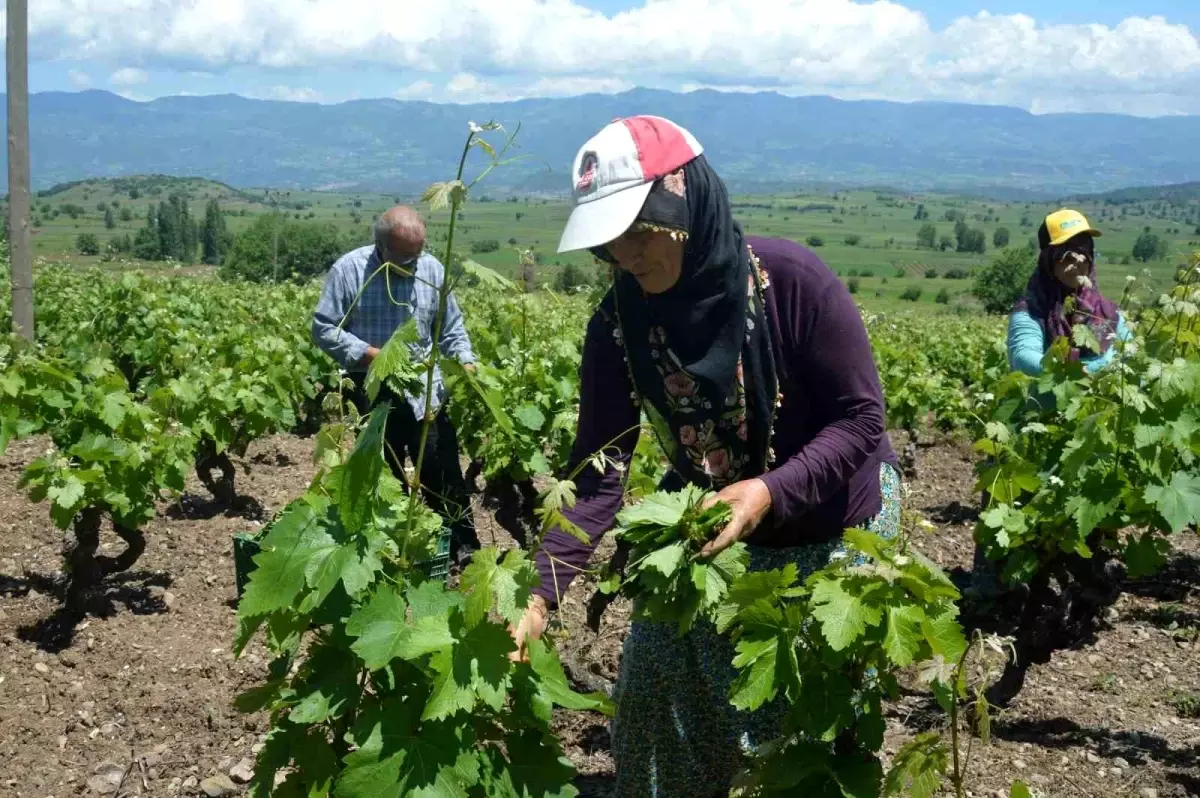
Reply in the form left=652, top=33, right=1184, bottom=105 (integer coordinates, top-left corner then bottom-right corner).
left=311, top=245, right=476, bottom=417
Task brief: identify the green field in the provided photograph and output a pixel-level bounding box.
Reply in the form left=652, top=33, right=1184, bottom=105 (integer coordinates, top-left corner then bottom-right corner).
left=13, top=175, right=1200, bottom=312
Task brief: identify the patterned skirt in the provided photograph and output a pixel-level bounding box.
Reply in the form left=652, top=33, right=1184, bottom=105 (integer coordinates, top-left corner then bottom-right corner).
left=608, top=461, right=902, bottom=798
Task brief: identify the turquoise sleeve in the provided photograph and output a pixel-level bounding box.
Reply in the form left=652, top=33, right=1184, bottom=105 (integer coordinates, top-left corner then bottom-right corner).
left=1082, top=311, right=1130, bottom=374
left=1007, top=310, right=1046, bottom=376
left=1116, top=311, right=1132, bottom=342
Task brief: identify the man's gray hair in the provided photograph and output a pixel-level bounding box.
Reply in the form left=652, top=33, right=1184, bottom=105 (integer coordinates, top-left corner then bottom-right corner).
left=373, top=206, right=426, bottom=251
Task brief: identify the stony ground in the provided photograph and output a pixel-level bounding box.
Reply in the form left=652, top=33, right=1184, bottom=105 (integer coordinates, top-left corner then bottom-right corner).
left=1, top=431, right=1197, bottom=798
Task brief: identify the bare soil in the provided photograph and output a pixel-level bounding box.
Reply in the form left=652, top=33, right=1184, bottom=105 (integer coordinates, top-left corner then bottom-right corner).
left=1, top=432, right=1197, bottom=798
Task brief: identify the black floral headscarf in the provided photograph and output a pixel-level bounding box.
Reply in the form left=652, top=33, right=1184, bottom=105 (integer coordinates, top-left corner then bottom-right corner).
left=596, top=154, right=778, bottom=489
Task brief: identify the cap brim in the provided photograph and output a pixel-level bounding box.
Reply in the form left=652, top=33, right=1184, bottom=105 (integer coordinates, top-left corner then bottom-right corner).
left=1050, top=227, right=1102, bottom=246
left=557, top=182, right=655, bottom=254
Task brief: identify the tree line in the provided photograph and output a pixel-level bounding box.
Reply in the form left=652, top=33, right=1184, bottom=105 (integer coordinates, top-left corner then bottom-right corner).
left=77, top=192, right=346, bottom=282
left=82, top=193, right=233, bottom=265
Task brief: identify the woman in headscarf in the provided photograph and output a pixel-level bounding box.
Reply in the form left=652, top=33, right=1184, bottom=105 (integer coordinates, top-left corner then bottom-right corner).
left=1007, top=209, right=1131, bottom=376
left=972, top=210, right=1133, bottom=603
left=508, top=116, right=900, bottom=798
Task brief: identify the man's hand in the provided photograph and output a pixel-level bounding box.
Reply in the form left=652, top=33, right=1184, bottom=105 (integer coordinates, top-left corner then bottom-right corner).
left=507, top=594, right=549, bottom=663
left=697, top=478, right=773, bottom=558
left=360, top=346, right=381, bottom=367
left=462, top=362, right=478, bottom=375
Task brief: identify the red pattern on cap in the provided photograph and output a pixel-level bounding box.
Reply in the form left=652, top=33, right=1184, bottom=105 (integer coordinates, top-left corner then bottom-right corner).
left=621, top=116, right=697, bottom=181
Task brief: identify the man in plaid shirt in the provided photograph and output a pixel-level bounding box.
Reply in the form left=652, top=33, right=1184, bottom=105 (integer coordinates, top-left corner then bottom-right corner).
left=312, top=205, right=480, bottom=569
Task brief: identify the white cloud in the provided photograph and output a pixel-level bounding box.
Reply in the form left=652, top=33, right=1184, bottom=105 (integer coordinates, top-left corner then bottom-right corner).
left=393, top=80, right=436, bottom=100
left=26, top=1, right=1200, bottom=115
left=109, top=67, right=149, bottom=86
left=523, top=76, right=636, bottom=97
left=67, top=68, right=91, bottom=89
left=257, top=85, right=323, bottom=102
left=392, top=73, right=626, bottom=104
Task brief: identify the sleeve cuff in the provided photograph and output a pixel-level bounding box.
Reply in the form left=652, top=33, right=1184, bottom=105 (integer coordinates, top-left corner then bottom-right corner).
left=345, top=338, right=369, bottom=367
left=758, top=467, right=793, bottom=528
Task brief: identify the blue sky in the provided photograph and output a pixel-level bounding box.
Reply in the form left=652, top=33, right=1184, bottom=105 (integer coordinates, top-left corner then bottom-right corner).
left=21, top=0, right=1200, bottom=116
left=575, top=0, right=1199, bottom=29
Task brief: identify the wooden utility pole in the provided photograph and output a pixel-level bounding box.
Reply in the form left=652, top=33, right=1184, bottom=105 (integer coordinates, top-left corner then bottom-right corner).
left=7, top=0, right=34, bottom=341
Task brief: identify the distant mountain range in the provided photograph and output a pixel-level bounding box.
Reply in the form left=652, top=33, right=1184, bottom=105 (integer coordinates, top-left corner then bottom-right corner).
left=3, top=88, right=1200, bottom=198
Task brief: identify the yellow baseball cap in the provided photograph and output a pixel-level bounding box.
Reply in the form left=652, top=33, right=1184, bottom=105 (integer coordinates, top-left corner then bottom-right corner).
left=1041, top=209, right=1102, bottom=247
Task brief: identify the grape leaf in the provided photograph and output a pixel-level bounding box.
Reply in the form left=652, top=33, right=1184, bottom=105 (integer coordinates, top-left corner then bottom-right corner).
left=455, top=621, right=516, bottom=712
left=458, top=259, right=517, bottom=292
left=729, top=636, right=779, bottom=711
left=796, top=668, right=855, bottom=741
left=616, top=487, right=694, bottom=528
left=395, top=613, right=457, bottom=662
left=884, top=605, right=926, bottom=667
left=365, top=320, right=419, bottom=405
left=47, top=475, right=87, bottom=515
left=303, top=537, right=371, bottom=605
left=810, top=579, right=881, bottom=651
left=921, top=610, right=968, bottom=663
left=406, top=579, right=464, bottom=623
left=831, top=750, right=883, bottom=798
left=1144, top=471, right=1200, bottom=534
left=491, top=730, right=580, bottom=798
left=883, top=733, right=947, bottom=798
left=458, top=547, right=537, bottom=628
left=338, top=404, right=388, bottom=534
left=346, top=585, right=409, bottom=671
left=1010, top=781, right=1033, bottom=798
left=1134, top=424, right=1167, bottom=448
left=525, top=638, right=614, bottom=716
left=513, top=404, right=545, bottom=431
left=335, top=699, right=418, bottom=798
left=288, top=647, right=359, bottom=725
left=100, top=391, right=129, bottom=429
left=642, top=542, right=686, bottom=577
left=238, top=498, right=329, bottom=620
left=423, top=648, right=476, bottom=721
left=1125, top=531, right=1171, bottom=579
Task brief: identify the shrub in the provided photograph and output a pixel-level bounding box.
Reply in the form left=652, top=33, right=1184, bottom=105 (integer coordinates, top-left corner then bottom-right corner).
left=860, top=268, right=875, bottom=278
left=924, top=268, right=939, bottom=279
left=1132, top=231, right=1166, bottom=262
left=805, top=235, right=824, bottom=247
left=847, top=269, right=859, bottom=277
left=943, top=268, right=970, bottom=280
left=957, top=228, right=987, bottom=254
left=893, top=267, right=906, bottom=279
left=553, top=262, right=594, bottom=293
left=75, top=233, right=100, bottom=256
left=935, top=288, right=951, bottom=304
left=972, top=246, right=1036, bottom=314
left=916, top=223, right=937, bottom=249
left=843, top=234, right=861, bottom=246
left=220, top=215, right=346, bottom=283
left=847, top=277, right=860, bottom=294
left=900, top=286, right=922, bottom=302
left=470, top=238, right=501, bottom=254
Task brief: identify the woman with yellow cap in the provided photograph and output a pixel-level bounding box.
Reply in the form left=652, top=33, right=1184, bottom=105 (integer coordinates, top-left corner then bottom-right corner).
left=973, top=210, right=1135, bottom=603
left=1007, top=209, right=1131, bottom=375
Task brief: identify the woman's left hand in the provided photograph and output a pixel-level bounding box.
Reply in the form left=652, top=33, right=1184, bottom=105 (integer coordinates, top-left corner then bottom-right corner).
left=698, top=478, right=773, bottom=557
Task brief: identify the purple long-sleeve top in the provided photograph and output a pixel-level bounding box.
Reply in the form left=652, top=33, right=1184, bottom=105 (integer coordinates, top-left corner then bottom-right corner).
left=532, top=236, right=898, bottom=607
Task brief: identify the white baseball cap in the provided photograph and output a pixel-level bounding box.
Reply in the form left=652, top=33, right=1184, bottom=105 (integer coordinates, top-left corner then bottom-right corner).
left=557, top=115, right=703, bottom=254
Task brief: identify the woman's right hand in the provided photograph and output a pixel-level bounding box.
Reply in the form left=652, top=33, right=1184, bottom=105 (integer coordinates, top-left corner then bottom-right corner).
left=508, top=594, right=550, bottom=663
